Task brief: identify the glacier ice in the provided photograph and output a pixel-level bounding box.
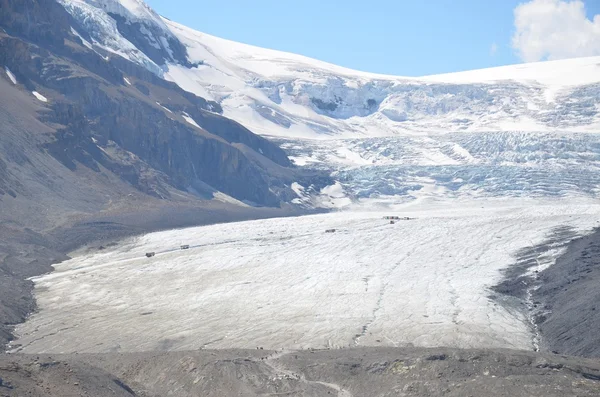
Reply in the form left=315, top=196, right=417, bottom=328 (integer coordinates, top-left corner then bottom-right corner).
left=11, top=203, right=600, bottom=353
left=279, top=132, right=600, bottom=205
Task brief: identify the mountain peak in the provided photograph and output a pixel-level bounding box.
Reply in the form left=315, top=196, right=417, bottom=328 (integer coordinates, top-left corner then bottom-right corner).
left=59, top=0, right=191, bottom=74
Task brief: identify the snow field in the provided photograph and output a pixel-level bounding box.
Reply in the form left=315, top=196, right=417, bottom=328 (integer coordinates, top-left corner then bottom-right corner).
left=163, top=18, right=600, bottom=138
left=12, top=201, right=600, bottom=354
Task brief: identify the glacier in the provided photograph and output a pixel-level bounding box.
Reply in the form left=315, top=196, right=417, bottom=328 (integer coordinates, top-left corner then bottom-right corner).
left=279, top=131, right=600, bottom=206
left=10, top=201, right=600, bottom=353
left=13, top=0, right=600, bottom=356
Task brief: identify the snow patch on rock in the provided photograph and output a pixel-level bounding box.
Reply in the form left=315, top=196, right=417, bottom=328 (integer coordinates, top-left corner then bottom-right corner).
left=32, top=91, right=48, bottom=102
left=70, top=27, right=93, bottom=49
left=156, top=102, right=172, bottom=113
left=318, top=182, right=352, bottom=208
left=182, top=112, right=200, bottom=128
left=4, top=67, right=17, bottom=85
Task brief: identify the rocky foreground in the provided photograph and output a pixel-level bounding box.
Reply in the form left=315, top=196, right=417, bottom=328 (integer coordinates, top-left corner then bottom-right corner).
left=1, top=347, right=600, bottom=396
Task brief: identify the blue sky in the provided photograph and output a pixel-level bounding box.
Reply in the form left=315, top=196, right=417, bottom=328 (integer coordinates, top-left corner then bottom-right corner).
left=146, top=0, right=600, bottom=76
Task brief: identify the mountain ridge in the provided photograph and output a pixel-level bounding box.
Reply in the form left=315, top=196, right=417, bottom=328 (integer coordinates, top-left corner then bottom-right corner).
left=54, top=0, right=600, bottom=138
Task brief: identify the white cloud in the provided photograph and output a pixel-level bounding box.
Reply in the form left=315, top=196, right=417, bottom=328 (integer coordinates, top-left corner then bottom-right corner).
left=512, top=0, right=600, bottom=62
left=490, top=43, right=498, bottom=56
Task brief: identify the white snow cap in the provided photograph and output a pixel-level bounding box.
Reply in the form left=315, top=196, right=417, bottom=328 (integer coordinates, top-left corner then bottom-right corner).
left=57, top=0, right=171, bottom=76
left=163, top=16, right=600, bottom=138
left=58, top=0, right=600, bottom=138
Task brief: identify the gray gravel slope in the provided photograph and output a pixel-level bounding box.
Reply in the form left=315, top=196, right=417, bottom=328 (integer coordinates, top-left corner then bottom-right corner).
left=2, top=348, right=600, bottom=397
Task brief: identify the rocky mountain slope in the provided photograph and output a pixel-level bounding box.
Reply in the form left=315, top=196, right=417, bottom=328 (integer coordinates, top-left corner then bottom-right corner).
left=0, top=0, right=328, bottom=349
left=0, top=0, right=322, bottom=209
left=1, top=347, right=600, bottom=396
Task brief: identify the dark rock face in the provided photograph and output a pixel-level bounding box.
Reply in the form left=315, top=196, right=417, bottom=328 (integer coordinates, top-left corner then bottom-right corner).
left=311, top=97, right=339, bottom=112
left=534, top=230, right=600, bottom=358
left=0, top=0, right=308, bottom=206
left=167, top=104, right=292, bottom=167
left=0, top=0, right=72, bottom=48
left=491, top=225, right=600, bottom=359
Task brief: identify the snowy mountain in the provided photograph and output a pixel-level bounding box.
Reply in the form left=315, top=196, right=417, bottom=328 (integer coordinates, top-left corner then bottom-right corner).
left=48, top=0, right=600, bottom=209
left=5, top=0, right=600, bottom=369
left=165, top=24, right=600, bottom=138
left=59, top=0, right=600, bottom=138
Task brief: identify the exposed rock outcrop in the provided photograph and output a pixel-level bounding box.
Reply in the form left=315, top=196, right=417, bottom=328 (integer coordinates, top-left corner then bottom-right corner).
left=0, top=0, right=311, bottom=206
